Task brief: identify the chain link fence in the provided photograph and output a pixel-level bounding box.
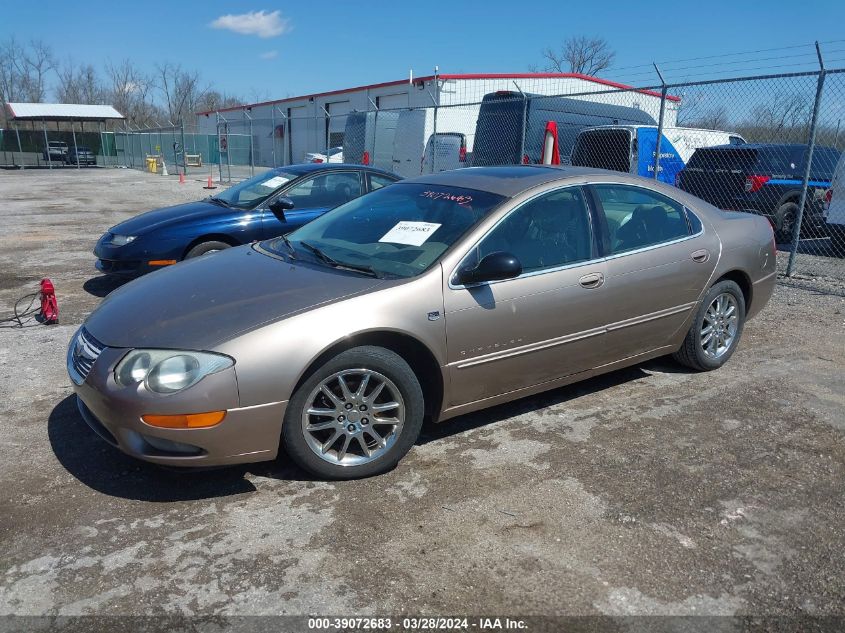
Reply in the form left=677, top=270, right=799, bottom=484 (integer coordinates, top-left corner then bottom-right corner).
left=194, top=69, right=844, bottom=289
left=3, top=66, right=843, bottom=289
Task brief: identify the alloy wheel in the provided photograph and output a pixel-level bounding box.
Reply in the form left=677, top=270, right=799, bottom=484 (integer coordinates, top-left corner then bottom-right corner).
left=301, top=368, right=405, bottom=466
left=701, top=293, right=739, bottom=359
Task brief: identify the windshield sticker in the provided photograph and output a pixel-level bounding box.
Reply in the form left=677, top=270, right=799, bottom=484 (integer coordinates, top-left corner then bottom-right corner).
left=379, top=221, right=442, bottom=246
left=420, top=191, right=473, bottom=205
left=260, top=176, right=290, bottom=189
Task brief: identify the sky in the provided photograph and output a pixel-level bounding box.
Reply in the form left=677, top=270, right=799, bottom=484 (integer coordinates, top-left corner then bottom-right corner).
left=3, top=0, right=845, bottom=103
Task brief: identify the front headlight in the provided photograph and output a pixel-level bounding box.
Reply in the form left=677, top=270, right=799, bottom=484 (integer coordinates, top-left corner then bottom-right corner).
left=109, top=233, right=136, bottom=246
left=115, top=349, right=233, bottom=393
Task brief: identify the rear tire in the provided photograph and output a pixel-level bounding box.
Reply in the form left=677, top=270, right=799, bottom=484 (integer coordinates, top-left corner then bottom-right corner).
left=775, top=201, right=799, bottom=242
left=281, top=346, right=424, bottom=480
left=673, top=280, right=746, bottom=371
left=184, top=240, right=231, bottom=259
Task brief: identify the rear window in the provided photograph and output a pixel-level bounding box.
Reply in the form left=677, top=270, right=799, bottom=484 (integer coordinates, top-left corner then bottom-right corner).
left=686, top=148, right=758, bottom=172
left=809, top=148, right=841, bottom=179
left=572, top=129, right=631, bottom=172
left=754, top=147, right=805, bottom=174
left=472, top=94, right=524, bottom=166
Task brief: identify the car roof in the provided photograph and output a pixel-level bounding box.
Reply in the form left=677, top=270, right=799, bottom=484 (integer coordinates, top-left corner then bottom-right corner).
left=399, top=165, right=614, bottom=197
left=273, top=163, right=396, bottom=177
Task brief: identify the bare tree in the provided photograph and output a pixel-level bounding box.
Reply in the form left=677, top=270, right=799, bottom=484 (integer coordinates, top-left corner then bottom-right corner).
left=196, top=90, right=245, bottom=113
left=0, top=38, right=24, bottom=103
left=0, top=37, right=55, bottom=103
left=105, top=59, right=160, bottom=125
left=676, top=92, right=730, bottom=129
left=534, top=36, right=615, bottom=76
left=156, top=62, right=210, bottom=123
left=20, top=40, right=55, bottom=101
left=56, top=59, right=105, bottom=104
left=750, top=92, right=810, bottom=136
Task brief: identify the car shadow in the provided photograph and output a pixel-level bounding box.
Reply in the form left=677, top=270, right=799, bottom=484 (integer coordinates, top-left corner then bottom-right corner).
left=48, top=395, right=316, bottom=502
left=417, top=363, right=655, bottom=444
left=83, top=275, right=128, bottom=298
left=50, top=360, right=679, bottom=500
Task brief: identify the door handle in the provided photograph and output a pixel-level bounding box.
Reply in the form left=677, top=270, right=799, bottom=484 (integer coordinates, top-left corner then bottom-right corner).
left=691, top=249, right=710, bottom=263
left=579, top=272, right=604, bottom=289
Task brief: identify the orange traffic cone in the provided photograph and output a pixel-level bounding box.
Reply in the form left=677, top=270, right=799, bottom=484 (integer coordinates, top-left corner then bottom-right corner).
left=178, top=171, right=185, bottom=184
left=203, top=174, right=216, bottom=190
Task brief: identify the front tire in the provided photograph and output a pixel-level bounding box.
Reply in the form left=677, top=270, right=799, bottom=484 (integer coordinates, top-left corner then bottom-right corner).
left=184, top=240, right=231, bottom=259
left=673, top=280, right=746, bottom=371
left=281, top=346, right=424, bottom=479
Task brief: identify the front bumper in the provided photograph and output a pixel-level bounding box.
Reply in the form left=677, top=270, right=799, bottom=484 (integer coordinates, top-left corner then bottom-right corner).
left=93, top=234, right=182, bottom=278
left=68, top=336, right=287, bottom=467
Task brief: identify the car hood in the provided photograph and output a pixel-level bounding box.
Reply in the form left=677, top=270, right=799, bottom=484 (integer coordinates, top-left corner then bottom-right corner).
left=109, top=200, right=230, bottom=235
left=84, top=245, right=386, bottom=350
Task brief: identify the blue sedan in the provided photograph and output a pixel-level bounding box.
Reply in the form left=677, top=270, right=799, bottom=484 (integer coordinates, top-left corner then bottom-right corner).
left=94, top=164, right=400, bottom=277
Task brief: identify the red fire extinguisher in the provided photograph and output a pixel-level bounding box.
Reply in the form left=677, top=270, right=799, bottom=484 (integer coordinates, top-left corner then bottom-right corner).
left=40, top=278, right=59, bottom=324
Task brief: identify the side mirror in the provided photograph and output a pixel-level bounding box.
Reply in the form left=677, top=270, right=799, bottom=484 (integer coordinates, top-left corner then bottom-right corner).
left=456, top=251, right=522, bottom=285
left=269, top=197, right=295, bottom=213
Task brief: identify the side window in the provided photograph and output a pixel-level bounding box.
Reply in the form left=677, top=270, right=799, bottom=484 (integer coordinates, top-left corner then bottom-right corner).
left=474, top=187, right=593, bottom=274
left=369, top=173, right=395, bottom=191
left=285, top=172, right=362, bottom=208
left=593, top=184, right=689, bottom=255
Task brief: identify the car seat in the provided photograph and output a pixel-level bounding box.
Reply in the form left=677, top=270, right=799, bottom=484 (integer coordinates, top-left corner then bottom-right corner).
left=615, top=205, right=668, bottom=251
left=333, top=181, right=354, bottom=204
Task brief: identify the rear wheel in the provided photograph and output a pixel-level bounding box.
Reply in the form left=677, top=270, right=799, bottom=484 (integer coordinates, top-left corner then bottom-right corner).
left=673, top=280, right=746, bottom=371
left=282, top=346, right=424, bottom=479
left=184, top=240, right=231, bottom=259
left=775, top=201, right=799, bottom=242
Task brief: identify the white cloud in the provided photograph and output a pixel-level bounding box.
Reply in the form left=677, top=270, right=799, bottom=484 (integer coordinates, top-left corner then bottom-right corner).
left=259, top=50, right=278, bottom=60
left=210, top=10, right=291, bottom=39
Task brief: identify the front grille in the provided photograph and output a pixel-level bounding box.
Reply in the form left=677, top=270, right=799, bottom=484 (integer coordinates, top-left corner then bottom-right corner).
left=71, top=327, right=106, bottom=383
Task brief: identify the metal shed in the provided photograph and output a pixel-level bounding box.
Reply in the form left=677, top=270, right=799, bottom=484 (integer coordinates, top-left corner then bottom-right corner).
left=3, top=102, right=124, bottom=168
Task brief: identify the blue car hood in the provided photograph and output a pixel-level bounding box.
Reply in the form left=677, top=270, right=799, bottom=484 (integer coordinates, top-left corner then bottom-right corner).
left=83, top=245, right=386, bottom=350
left=110, top=199, right=230, bottom=235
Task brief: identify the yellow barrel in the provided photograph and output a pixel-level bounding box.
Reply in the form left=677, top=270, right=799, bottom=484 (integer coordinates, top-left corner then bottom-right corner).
left=146, top=157, right=157, bottom=173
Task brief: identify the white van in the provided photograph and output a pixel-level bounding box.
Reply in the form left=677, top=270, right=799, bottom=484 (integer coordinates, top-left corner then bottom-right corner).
left=823, top=151, right=845, bottom=253
left=571, top=125, right=746, bottom=185
left=391, top=109, right=475, bottom=178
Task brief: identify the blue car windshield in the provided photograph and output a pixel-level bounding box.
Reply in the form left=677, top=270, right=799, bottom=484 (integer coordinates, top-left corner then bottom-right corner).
left=261, top=183, right=505, bottom=279
left=213, top=170, right=298, bottom=209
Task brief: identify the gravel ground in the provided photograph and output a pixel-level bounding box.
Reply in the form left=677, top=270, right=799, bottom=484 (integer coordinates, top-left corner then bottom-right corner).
left=0, top=169, right=844, bottom=627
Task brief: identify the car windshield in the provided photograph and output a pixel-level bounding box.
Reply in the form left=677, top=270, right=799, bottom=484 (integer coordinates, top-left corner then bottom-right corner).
left=261, top=183, right=505, bottom=278
left=212, top=169, right=298, bottom=209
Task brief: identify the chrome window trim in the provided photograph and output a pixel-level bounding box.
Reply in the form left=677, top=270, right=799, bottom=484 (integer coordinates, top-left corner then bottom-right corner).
left=448, top=180, right=704, bottom=290
left=589, top=182, right=704, bottom=262
left=449, top=184, right=598, bottom=290
left=601, top=229, right=704, bottom=262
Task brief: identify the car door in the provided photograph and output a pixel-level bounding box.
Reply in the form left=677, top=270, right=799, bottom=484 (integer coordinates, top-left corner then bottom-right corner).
left=588, top=183, right=719, bottom=360
left=260, top=170, right=363, bottom=238
left=443, top=185, right=610, bottom=407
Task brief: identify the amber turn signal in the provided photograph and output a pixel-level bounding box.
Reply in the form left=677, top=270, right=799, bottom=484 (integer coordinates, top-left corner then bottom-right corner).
left=148, top=259, right=177, bottom=266
left=142, top=410, right=226, bottom=428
